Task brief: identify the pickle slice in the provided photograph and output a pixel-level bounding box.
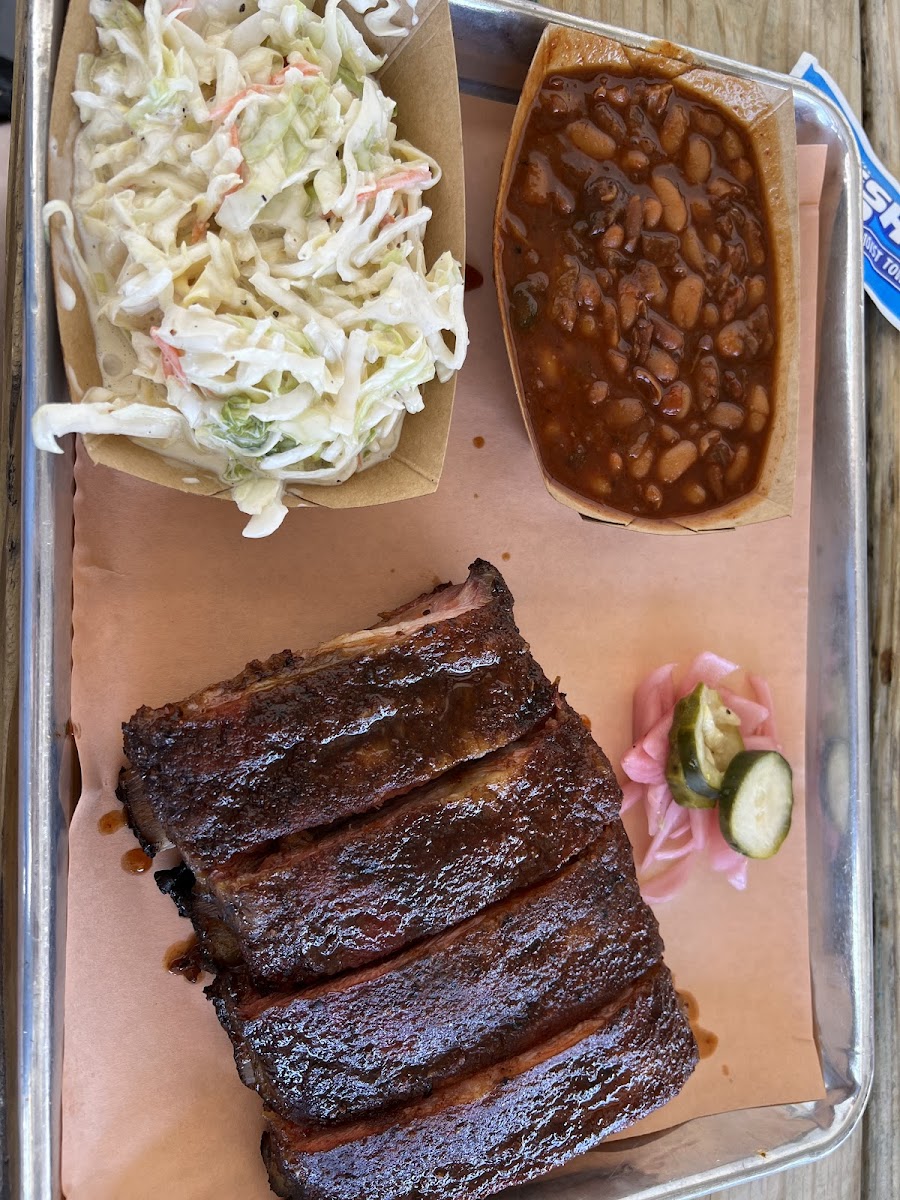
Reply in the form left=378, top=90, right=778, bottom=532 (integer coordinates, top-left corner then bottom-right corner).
left=665, top=683, right=744, bottom=808
left=718, top=750, right=794, bottom=858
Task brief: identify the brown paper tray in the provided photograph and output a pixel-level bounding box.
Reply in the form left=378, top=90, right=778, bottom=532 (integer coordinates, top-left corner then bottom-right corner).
left=47, top=0, right=465, bottom=512
left=493, top=23, right=800, bottom=533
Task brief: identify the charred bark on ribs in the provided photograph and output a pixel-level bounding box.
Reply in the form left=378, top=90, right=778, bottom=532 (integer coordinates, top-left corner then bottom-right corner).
left=121, top=560, right=554, bottom=871
left=167, top=697, right=622, bottom=989
left=119, top=560, right=697, bottom=1200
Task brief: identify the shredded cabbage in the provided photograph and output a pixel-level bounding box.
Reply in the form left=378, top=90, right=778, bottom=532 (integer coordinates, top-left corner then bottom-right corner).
left=35, top=0, right=467, bottom=537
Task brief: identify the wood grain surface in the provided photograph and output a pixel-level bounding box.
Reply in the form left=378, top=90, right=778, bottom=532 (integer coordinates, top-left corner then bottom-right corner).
left=0, top=0, right=895, bottom=1197
left=1, top=40, right=24, bottom=1200
left=860, top=0, right=900, bottom=1197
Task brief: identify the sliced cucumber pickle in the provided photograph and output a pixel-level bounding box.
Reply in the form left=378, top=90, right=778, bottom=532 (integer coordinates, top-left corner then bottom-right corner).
left=666, top=683, right=745, bottom=808
left=718, top=750, right=794, bottom=859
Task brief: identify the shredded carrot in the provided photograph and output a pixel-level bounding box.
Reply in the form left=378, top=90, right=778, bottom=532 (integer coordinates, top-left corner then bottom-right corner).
left=150, top=328, right=188, bottom=385
left=207, top=63, right=321, bottom=122
left=215, top=125, right=246, bottom=205
left=357, top=164, right=431, bottom=201
left=219, top=178, right=243, bottom=205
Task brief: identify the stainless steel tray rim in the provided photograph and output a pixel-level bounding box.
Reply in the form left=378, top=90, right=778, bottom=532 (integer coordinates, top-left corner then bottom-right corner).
left=12, top=0, right=873, bottom=1197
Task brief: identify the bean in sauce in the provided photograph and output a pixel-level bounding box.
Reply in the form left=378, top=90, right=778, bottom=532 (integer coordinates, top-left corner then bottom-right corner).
left=500, top=70, right=776, bottom=519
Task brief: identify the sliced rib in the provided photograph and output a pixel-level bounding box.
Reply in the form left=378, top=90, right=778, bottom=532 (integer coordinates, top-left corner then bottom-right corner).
left=121, top=560, right=554, bottom=872
left=172, top=696, right=622, bottom=987
left=209, top=822, right=663, bottom=1125
left=261, top=964, right=697, bottom=1200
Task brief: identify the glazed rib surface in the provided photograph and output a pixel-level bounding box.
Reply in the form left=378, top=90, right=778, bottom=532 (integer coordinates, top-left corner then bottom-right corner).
left=121, top=561, right=554, bottom=871
left=262, top=964, right=697, bottom=1200
left=185, top=696, right=621, bottom=987
left=209, top=823, right=662, bottom=1124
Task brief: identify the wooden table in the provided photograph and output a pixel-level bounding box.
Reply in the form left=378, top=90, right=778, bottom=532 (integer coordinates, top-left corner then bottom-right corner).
left=0, top=0, right=897, bottom=1198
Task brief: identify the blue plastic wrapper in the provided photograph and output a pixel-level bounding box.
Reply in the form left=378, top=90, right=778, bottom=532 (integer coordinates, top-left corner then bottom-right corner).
left=791, top=52, right=900, bottom=330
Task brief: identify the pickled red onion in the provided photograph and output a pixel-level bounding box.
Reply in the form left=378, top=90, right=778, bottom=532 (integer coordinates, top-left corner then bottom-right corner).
left=621, top=653, right=783, bottom=903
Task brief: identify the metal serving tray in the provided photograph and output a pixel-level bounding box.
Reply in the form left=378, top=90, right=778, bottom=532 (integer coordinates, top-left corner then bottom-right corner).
left=9, top=0, right=871, bottom=1197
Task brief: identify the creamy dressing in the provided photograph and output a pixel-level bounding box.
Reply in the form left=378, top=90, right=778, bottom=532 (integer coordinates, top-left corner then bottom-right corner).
left=34, top=0, right=467, bottom=538
left=44, top=203, right=101, bottom=328
left=130, top=435, right=230, bottom=476
left=58, top=278, right=77, bottom=311
left=352, top=0, right=419, bottom=38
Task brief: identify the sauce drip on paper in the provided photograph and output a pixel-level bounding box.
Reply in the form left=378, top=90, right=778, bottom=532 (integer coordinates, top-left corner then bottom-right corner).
left=164, top=936, right=205, bottom=983
left=98, top=808, right=126, bottom=834
left=121, top=848, right=152, bottom=874
left=678, top=989, right=719, bottom=1059
left=464, top=263, right=485, bottom=291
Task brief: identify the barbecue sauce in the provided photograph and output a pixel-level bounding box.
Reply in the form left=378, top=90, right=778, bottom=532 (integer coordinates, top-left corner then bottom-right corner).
left=98, top=808, right=126, bottom=834
left=678, top=989, right=718, bottom=1058
left=465, top=263, right=485, bottom=291
left=164, top=936, right=204, bottom=983
left=121, top=847, right=152, bottom=874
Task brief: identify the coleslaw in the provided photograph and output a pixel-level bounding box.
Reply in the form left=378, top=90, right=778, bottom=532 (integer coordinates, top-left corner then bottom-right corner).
left=35, top=0, right=468, bottom=536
